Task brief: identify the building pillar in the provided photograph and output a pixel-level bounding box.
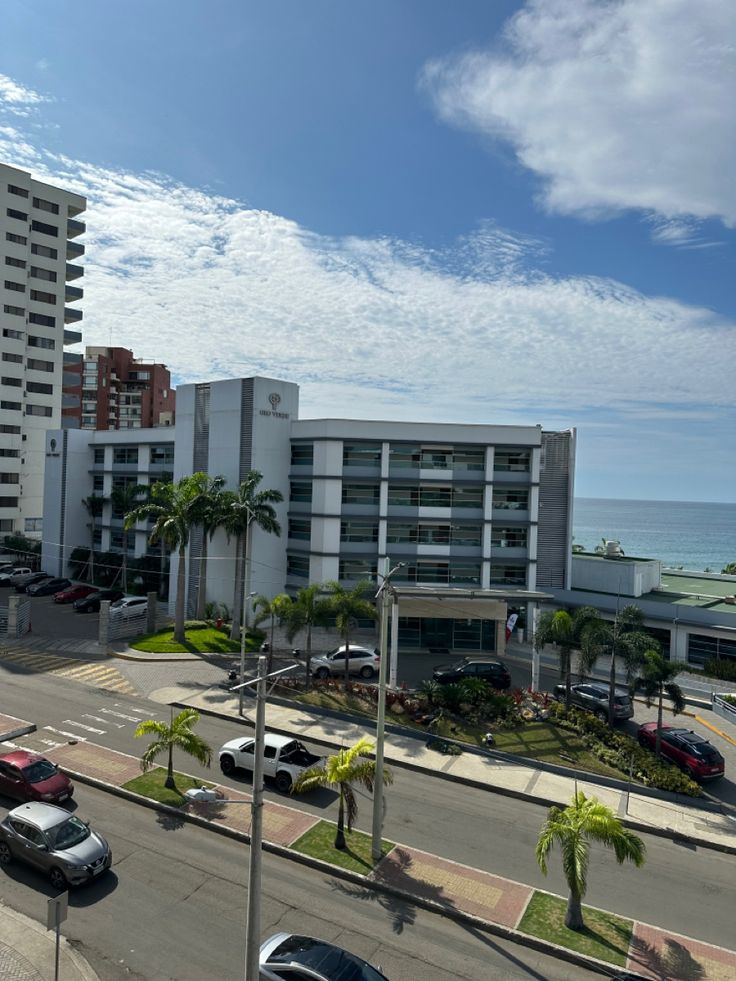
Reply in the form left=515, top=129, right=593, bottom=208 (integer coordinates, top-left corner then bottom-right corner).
left=495, top=616, right=506, bottom=656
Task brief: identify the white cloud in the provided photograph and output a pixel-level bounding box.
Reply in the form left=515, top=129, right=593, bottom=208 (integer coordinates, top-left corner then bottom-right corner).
left=0, top=73, right=49, bottom=116
left=422, top=0, right=736, bottom=228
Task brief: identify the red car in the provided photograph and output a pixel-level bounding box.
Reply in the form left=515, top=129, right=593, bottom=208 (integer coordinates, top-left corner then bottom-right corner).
left=53, top=583, right=98, bottom=604
left=0, top=751, right=74, bottom=804
left=637, top=723, right=725, bottom=781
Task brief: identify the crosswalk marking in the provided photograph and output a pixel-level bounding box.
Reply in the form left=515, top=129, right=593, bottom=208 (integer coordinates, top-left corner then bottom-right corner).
left=0, top=647, right=137, bottom=695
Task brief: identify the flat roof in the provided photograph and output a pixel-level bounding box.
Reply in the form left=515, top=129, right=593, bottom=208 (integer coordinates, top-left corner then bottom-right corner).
left=646, top=572, right=736, bottom=617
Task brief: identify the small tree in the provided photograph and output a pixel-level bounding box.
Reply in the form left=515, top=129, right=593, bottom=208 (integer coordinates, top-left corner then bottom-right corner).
left=112, top=482, right=148, bottom=592
left=187, top=473, right=227, bottom=621
left=281, top=582, right=331, bottom=690
left=292, top=737, right=392, bottom=850
left=323, top=580, right=377, bottom=683
left=252, top=592, right=293, bottom=672
left=722, top=562, right=736, bottom=575
left=536, top=791, right=646, bottom=930
left=638, top=651, right=686, bottom=756
left=134, top=708, right=212, bottom=790
left=81, top=494, right=106, bottom=585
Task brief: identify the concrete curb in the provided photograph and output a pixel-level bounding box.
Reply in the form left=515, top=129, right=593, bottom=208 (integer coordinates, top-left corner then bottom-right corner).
left=0, top=723, right=37, bottom=741
left=174, top=699, right=736, bottom=855
left=63, top=766, right=624, bottom=979
left=0, top=900, right=101, bottom=981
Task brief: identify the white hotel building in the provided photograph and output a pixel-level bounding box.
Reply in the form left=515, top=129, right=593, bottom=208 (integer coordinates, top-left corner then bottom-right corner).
left=1, top=162, right=85, bottom=538
left=43, top=376, right=575, bottom=654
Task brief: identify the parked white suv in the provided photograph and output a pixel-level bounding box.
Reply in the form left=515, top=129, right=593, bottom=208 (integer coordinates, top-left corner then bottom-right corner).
left=309, top=645, right=380, bottom=680
left=109, top=596, right=148, bottom=619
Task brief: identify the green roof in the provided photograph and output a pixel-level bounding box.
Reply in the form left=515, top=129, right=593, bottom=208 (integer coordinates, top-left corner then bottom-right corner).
left=646, top=572, right=736, bottom=616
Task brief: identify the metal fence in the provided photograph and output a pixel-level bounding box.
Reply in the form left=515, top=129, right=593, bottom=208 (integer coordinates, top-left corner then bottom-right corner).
left=712, top=692, right=736, bottom=725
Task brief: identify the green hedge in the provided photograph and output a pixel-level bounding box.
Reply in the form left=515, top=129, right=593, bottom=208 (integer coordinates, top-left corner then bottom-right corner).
left=548, top=703, right=701, bottom=797
left=703, top=658, right=736, bottom=683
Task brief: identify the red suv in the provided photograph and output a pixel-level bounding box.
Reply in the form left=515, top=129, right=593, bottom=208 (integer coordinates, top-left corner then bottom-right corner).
left=0, top=751, right=74, bottom=804
left=637, top=723, right=725, bottom=781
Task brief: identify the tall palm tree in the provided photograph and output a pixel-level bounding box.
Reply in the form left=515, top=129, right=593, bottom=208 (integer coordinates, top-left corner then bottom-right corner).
left=536, top=791, right=646, bottom=930
left=187, top=473, right=227, bottom=620
left=282, top=582, right=331, bottom=689
left=252, top=592, right=293, bottom=672
left=599, top=605, right=655, bottom=726
left=134, top=707, right=212, bottom=790
left=292, top=737, right=393, bottom=850
left=125, top=476, right=200, bottom=643
left=639, top=651, right=686, bottom=756
left=534, top=606, right=602, bottom=708
left=81, top=494, right=106, bottom=585
left=323, top=580, right=377, bottom=683
left=221, top=471, right=283, bottom=641
left=112, top=481, right=149, bottom=592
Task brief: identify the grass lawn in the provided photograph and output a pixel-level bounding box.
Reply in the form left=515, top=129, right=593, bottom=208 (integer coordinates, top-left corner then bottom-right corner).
left=130, top=622, right=261, bottom=654
left=122, top=767, right=215, bottom=808
left=519, top=891, right=632, bottom=966
left=291, top=820, right=394, bottom=875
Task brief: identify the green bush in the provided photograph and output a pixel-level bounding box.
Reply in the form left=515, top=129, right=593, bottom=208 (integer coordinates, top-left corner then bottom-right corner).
left=703, top=658, right=736, bottom=683
left=548, top=703, right=701, bottom=797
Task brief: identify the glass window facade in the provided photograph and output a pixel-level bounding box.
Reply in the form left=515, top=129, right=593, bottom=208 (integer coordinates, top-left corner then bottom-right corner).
left=494, top=449, right=531, bottom=472
left=343, top=443, right=381, bottom=466
left=339, top=559, right=377, bottom=581
left=288, top=518, right=311, bottom=541
left=290, top=443, right=313, bottom=467
left=290, top=481, right=312, bottom=503
left=341, top=483, right=380, bottom=505
left=492, top=489, right=529, bottom=511
left=287, top=554, right=310, bottom=578
left=341, top=520, right=379, bottom=543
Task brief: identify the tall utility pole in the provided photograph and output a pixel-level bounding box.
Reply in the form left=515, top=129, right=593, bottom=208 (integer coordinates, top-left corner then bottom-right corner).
left=371, top=561, right=404, bottom=862
left=238, top=587, right=256, bottom=716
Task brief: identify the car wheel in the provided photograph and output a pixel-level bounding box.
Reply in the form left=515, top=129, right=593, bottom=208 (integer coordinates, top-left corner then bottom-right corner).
left=637, top=734, right=648, bottom=747
left=360, top=665, right=375, bottom=679
left=49, top=867, right=68, bottom=891
left=274, top=772, right=292, bottom=794
left=0, top=842, right=12, bottom=865
left=219, top=755, right=236, bottom=776
left=315, top=667, right=329, bottom=679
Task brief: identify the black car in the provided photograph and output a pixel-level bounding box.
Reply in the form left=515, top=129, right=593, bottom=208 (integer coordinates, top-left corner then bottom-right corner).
left=73, top=589, right=124, bottom=613
left=14, top=572, right=51, bottom=593
left=553, top=682, right=634, bottom=722
left=27, top=577, right=71, bottom=597
left=433, top=657, right=511, bottom=688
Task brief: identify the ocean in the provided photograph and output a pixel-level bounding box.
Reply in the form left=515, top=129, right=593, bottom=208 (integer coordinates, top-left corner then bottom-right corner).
left=572, top=498, right=736, bottom=573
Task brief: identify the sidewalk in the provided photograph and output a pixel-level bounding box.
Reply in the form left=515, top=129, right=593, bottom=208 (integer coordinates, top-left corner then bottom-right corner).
left=0, top=901, right=100, bottom=981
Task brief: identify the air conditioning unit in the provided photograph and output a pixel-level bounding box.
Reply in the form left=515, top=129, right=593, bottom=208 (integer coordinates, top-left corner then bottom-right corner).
left=604, top=540, right=625, bottom=558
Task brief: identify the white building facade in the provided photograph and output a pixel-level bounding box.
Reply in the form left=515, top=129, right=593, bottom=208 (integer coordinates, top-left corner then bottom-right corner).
left=1, top=162, right=85, bottom=538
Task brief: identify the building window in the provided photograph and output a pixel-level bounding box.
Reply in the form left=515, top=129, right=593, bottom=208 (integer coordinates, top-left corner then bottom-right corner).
left=24, top=517, right=42, bottom=532
left=4, top=280, right=25, bottom=292
left=453, top=448, right=485, bottom=471
left=339, top=559, right=377, bottom=581
left=92, top=475, right=104, bottom=492
left=341, top=483, right=380, bottom=505
left=491, top=527, right=528, bottom=548
left=492, top=489, right=529, bottom=511
left=0, top=448, right=19, bottom=457
left=25, top=404, right=53, bottom=417
left=29, top=313, right=55, bottom=327
left=31, top=219, right=58, bottom=237
left=150, top=445, right=174, bottom=465
left=2, top=353, right=22, bottom=365
left=287, top=554, right=310, bottom=579
left=340, top=520, right=379, bottom=543
left=33, top=196, right=59, bottom=215
left=26, top=358, right=54, bottom=372
left=290, top=443, right=314, bottom=467
left=5, top=256, right=26, bottom=269
left=113, top=447, right=139, bottom=465
left=1, top=376, right=22, bottom=387
left=494, top=449, right=531, bottom=472
left=0, top=401, right=21, bottom=411
left=3, top=304, right=24, bottom=317
left=7, top=184, right=29, bottom=198
left=3, top=328, right=24, bottom=340
left=6, top=231, right=27, bottom=245
left=288, top=518, right=311, bottom=541
left=26, top=381, right=53, bottom=395
left=490, top=563, right=527, bottom=586
left=30, top=288, right=56, bottom=304
left=28, top=335, right=55, bottom=349
left=687, top=634, right=736, bottom=667
left=93, top=447, right=105, bottom=464
left=452, top=486, right=484, bottom=508
left=289, top=481, right=312, bottom=503
left=343, top=443, right=382, bottom=466
left=31, top=243, right=57, bottom=259
left=110, top=530, right=136, bottom=550
left=0, top=425, right=21, bottom=434
left=0, top=473, right=20, bottom=483
left=30, top=266, right=57, bottom=282
left=0, top=497, right=19, bottom=507
left=6, top=208, right=27, bottom=221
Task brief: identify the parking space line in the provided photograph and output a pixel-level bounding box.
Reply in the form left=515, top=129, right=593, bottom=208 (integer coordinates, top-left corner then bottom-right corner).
left=44, top=726, right=87, bottom=741
left=62, top=719, right=105, bottom=734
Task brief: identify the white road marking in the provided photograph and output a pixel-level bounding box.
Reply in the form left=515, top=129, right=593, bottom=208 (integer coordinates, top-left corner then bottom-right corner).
left=44, top=726, right=87, bottom=741
left=62, top=720, right=105, bottom=734
left=99, top=709, right=144, bottom=722
left=83, top=713, right=122, bottom=727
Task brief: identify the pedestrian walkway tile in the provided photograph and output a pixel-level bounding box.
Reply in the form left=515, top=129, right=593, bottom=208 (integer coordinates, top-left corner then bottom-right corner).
left=628, top=922, right=736, bottom=980
left=48, top=740, right=143, bottom=784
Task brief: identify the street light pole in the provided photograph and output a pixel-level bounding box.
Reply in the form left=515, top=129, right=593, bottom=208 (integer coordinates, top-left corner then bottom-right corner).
left=239, top=587, right=256, bottom=716
left=371, top=561, right=404, bottom=862
left=244, top=654, right=266, bottom=981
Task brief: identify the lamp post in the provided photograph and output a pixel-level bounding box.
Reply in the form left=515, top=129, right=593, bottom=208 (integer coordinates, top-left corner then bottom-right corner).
left=239, top=588, right=257, bottom=716
left=371, top=561, right=404, bottom=862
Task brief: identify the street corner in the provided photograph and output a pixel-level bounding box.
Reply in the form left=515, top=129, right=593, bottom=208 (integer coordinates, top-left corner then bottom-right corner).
left=370, top=843, right=533, bottom=928
left=628, top=922, right=736, bottom=981
left=47, top=740, right=143, bottom=786
left=0, top=711, right=34, bottom=740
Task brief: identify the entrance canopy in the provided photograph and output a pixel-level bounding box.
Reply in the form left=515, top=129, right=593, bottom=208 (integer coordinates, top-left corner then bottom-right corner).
left=389, top=586, right=552, bottom=621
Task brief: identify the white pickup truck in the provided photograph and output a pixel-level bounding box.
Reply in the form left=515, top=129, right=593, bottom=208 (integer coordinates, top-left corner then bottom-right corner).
left=218, top=732, right=325, bottom=793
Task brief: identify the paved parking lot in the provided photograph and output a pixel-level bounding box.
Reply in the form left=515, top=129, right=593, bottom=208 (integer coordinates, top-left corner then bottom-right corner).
left=23, top=594, right=101, bottom=640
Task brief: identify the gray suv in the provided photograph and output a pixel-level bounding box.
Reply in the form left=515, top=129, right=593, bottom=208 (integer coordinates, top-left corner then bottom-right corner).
left=0, top=801, right=112, bottom=889
left=553, top=682, right=634, bottom=722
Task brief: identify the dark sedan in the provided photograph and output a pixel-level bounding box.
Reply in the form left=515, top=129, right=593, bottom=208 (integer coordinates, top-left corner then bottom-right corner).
left=27, top=577, right=71, bottom=597
left=433, top=657, right=511, bottom=689
left=73, top=588, right=124, bottom=613
left=14, top=572, right=51, bottom=593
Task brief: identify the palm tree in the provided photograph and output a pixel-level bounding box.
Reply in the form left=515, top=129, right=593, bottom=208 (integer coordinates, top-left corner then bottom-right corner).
left=638, top=651, right=686, bottom=756
left=221, top=471, right=283, bottom=641
left=292, top=737, right=393, bottom=850
left=536, top=791, right=646, bottom=930
left=113, top=481, right=149, bottom=592
left=282, top=582, right=331, bottom=689
left=600, top=605, right=655, bottom=726
left=323, top=580, right=377, bottom=683
left=125, top=476, right=200, bottom=643
left=81, top=494, right=106, bottom=585
left=534, top=606, right=602, bottom=708
left=722, top=562, right=736, bottom=576
left=252, top=592, right=293, bottom=672
left=134, top=707, right=212, bottom=790
left=187, top=473, right=227, bottom=620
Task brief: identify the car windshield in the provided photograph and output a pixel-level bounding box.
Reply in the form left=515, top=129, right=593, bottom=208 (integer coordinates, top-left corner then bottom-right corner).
left=22, top=760, right=58, bottom=784
left=267, top=936, right=386, bottom=980
left=614, top=695, right=631, bottom=705
left=46, top=815, right=90, bottom=850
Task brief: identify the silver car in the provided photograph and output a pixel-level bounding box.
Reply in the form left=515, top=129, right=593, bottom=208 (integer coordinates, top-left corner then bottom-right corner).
left=260, top=933, right=388, bottom=980
left=0, top=801, right=112, bottom=889
left=309, top=645, right=380, bottom=679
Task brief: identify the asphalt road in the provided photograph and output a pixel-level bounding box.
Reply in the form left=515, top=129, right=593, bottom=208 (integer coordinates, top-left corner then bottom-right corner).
left=0, top=783, right=602, bottom=981
left=1, top=663, right=735, bottom=955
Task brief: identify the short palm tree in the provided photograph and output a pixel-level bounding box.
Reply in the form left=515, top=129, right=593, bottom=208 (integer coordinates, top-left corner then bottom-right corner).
left=323, top=580, right=377, bottom=684
left=536, top=791, right=646, bottom=930
left=113, top=481, right=149, bottom=592
left=638, top=651, right=686, bottom=756
left=292, top=737, right=393, bottom=850
left=599, top=605, right=655, bottom=725
left=81, top=494, right=106, bottom=585
left=534, top=606, right=602, bottom=708
left=135, top=707, right=212, bottom=790
left=187, top=473, right=227, bottom=620
left=252, top=592, right=293, bottom=672
left=281, top=582, right=331, bottom=689
left=221, top=471, right=283, bottom=641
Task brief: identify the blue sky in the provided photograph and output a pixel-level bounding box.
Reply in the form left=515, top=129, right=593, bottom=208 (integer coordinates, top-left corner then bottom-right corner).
left=1, top=0, right=734, bottom=502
